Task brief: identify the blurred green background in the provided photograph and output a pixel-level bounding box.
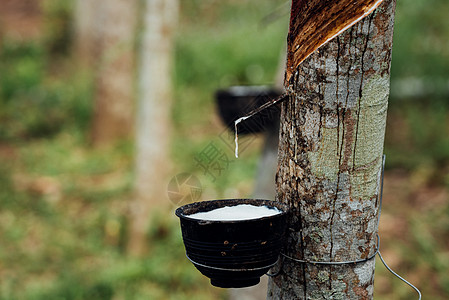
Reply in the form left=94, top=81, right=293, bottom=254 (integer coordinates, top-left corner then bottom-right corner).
left=0, top=0, right=448, bottom=299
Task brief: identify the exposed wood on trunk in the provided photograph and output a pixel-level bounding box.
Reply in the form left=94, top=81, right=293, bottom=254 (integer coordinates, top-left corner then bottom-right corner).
left=90, top=0, right=137, bottom=146
left=285, top=0, right=384, bottom=83
left=267, top=0, right=396, bottom=298
left=127, top=0, right=178, bottom=256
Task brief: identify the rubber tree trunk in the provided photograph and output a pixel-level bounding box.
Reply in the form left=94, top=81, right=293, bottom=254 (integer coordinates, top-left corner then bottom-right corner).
left=267, top=0, right=396, bottom=299
left=90, top=0, right=137, bottom=146
left=127, top=0, right=178, bottom=256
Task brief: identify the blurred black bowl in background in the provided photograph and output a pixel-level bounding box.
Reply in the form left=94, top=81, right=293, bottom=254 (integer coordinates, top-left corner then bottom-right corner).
left=215, top=86, right=281, bottom=135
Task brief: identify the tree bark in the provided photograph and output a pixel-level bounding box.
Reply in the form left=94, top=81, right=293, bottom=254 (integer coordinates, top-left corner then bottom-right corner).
left=127, top=0, right=178, bottom=256
left=90, top=0, right=137, bottom=146
left=267, top=0, right=396, bottom=299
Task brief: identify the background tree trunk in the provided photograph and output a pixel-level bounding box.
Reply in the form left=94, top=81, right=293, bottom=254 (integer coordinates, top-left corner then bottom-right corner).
left=90, top=0, right=137, bottom=146
left=127, top=0, right=178, bottom=256
left=267, top=0, right=396, bottom=298
left=73, top=0, right=97, bottom=66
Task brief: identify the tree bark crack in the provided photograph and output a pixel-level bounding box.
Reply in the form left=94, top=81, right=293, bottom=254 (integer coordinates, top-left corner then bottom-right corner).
left=353, top=13, right=375, bottom=171
left=336, top=37, right=340, bottom=156
left=330, top=24, right=354, bottom=267
left=318, top=86, right=323, bottom=140
left=295, top=188, right=308, bottom=299
left=329, top=26, right=355, bottom=290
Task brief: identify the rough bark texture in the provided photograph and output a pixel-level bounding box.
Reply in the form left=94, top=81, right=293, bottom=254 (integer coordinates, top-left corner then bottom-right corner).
left=127, top=0, right=178, bottom=256
left=90, top=0, right=137, bottom=146
left=267, top=0, right=396, bottom=299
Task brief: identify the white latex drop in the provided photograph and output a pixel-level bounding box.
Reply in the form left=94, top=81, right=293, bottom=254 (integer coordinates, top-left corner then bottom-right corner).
left=188, top=204, right=281, bottom=221
left=234, top=116, right=249, bottom=158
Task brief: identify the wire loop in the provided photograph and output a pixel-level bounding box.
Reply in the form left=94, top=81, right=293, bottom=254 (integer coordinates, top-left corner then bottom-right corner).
left=279, top=234, right=379, bottom=265
left=265, top=155, right=422, bottom=299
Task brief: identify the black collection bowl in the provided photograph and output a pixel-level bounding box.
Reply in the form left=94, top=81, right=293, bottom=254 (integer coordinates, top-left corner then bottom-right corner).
left=175, top=199, right=289, bottom=288
left=215, top=86, right=281, bottom=135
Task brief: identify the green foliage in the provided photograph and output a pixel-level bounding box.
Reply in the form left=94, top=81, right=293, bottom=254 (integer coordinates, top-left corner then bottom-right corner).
left=392, top=0, right=449, bottom=79
left=0, top=42, right=44, bottom=101
left=0, top=41, right=92, bottom=140
left=385, top=101, right=449, bottom=175
left=17, top=216, right=221, bottom=300
left=172, top=0, right=287, bottom=197
left=0, top=134, right=224, bottom=300
left=175, top=23, right=285, bottom=89
left=42, top=0, right=74, bottom=55
left=173, top=0, right=287, bottom=134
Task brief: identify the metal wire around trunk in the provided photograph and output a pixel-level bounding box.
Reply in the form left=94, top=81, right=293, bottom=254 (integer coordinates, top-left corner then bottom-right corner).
left=265, top=155, right=422, bottom=299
